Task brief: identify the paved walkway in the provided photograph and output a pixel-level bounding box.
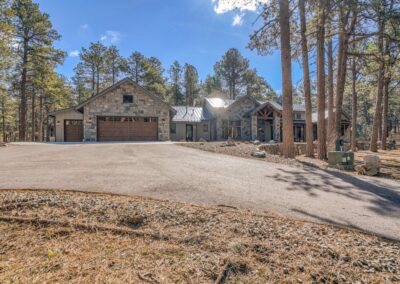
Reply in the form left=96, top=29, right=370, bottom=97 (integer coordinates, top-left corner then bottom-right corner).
left=1, top=143, right=399, bottom=240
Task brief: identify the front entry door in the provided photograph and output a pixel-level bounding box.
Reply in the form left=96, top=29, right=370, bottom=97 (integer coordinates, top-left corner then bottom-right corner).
left=186, top=124, right=193, bottom=141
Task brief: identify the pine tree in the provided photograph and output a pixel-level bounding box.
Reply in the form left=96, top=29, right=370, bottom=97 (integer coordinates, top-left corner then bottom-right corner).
left=105, top=45, right=124, bottom=85
left=168, top=61, right=184, bottom=105
left=126, top=51, right=146, bottom=85
left=11, top=0, right=63, bottom=141
left=79, top=42, right=107, bottom=96
left=183, top=64, right=199, bottom=106
left=299, top=0, right=314, bottom=158
left=279, top=0, right=295, bottom=158
left=215, top=48, right=249, bottom=99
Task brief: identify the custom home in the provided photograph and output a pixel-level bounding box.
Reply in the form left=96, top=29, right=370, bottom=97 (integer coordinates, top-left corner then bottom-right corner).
left=50, top=78, right=350, bottom=142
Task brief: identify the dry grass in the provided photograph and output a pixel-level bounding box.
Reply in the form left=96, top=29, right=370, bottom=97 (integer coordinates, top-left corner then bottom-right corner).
left=0, top=189, right=399, bottom=283
left=355, top=150, right=400, bottom=180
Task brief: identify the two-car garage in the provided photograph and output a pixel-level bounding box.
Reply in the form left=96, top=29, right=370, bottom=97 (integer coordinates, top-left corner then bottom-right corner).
left=50, top=78, right=173, bottom=142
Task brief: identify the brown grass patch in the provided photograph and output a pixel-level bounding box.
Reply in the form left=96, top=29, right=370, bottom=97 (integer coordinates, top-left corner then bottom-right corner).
left=0, top=189, right=399, bottom=283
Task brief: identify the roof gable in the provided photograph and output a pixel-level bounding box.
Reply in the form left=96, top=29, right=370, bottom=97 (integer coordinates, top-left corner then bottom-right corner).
left=75, top=78, right=176, bottom=114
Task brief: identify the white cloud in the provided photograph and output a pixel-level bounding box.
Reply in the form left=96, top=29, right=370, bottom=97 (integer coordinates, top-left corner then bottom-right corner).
left=212, top=0, right=268, bottom=14
left=100, top=30, right=122, bottom=45
left=69, top=50, right=80, bottom=57
left=80, top=24, right=89, bottom=30
left=232, top=13, right=244, bottom=26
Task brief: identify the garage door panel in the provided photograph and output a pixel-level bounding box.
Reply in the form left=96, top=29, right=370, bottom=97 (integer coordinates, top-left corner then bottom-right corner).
left=97, top=116, right=158, bottom=142
left=64, top=120, right=83, bottom=142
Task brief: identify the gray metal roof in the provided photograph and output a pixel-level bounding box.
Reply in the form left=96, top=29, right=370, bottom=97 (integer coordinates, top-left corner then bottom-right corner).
left=255, top=101, right=306, bottom=112
left=172, top=106, right=205, bottom=122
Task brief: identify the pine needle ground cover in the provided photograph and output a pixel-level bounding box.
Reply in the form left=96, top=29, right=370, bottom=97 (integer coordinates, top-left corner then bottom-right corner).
left=0, top=190, right=399, bottom=283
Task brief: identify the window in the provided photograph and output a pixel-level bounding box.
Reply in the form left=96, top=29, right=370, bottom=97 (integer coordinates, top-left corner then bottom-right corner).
left=341, top=124, right=346, bottom=136
left=222, top=120, right=241, bottom=139
left=123, top=94, right=133, bottom=103
left=144, top=117, right=149, bottom=122
left=171, top=123, right=176, bottom=134
left=294, top=113, right=302, bottom=120
left=203, top=124, right=208, bottom=132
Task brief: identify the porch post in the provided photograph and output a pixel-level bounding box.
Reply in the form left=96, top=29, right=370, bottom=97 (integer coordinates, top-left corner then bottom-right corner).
left=251, top=114, right=257, bottom=140
left=274, top=112, right=281, bottom=142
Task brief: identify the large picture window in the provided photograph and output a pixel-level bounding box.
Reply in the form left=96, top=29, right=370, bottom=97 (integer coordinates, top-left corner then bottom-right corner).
left=222, top=120, right=241, bottom=139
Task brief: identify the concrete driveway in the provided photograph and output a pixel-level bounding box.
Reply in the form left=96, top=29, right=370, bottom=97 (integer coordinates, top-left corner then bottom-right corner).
left=1, top=143, right=399, bottom=240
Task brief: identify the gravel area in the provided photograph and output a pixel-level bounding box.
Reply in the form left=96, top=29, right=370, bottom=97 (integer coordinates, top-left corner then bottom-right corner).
left=178, top=141, right=301, bottom=166
left=1, top=189, right=399, bottom=283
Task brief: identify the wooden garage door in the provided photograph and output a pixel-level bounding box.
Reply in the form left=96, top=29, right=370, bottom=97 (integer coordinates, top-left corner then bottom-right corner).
left=97, top=116, right=158, bottom=142
left=64, top=120, right=83, bottom=142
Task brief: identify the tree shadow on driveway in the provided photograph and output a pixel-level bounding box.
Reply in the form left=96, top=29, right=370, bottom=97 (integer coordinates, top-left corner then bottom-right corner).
left=265, top=166, right=400, bottom=218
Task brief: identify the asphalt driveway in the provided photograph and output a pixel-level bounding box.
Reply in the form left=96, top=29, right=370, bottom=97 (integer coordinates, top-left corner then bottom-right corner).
left=1, top=142, right=399, bottom=240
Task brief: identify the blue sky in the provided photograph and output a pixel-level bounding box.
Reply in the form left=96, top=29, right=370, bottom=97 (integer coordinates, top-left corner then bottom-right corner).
left=35, top=0, right=302, bottom=92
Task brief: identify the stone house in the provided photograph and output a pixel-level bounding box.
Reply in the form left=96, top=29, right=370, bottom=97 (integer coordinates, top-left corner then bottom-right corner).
left=49, top=77, right=350, bottom=143
left=171, top=96, right=350, bottom=143
left=50, top=78, right=176, bottom=142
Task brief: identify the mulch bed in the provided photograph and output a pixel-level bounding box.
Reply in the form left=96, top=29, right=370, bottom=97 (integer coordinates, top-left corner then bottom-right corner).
left=0, top=189, right=399, bottom=283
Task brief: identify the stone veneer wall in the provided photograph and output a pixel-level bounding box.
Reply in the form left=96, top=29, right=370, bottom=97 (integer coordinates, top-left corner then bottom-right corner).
left=215, top=96, right=257, bottom=141
left=83, top=81, right=171, bottom=141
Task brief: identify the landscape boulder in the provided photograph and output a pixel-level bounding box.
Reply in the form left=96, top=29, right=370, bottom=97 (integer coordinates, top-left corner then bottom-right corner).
left=251, top=150, right=266, bottom=158
left=253, top=140, right=261, bottom=145
left=355, top=154, right=380, bottom=176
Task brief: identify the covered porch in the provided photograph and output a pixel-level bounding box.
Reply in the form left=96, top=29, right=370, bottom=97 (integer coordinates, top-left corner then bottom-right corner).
left=250, top=102, right=306, bottom=143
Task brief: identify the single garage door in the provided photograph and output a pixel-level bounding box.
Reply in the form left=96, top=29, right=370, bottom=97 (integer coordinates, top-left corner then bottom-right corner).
left=97, top=116, right=158, bottom=142
left=64, top=120, right=83, bottom=142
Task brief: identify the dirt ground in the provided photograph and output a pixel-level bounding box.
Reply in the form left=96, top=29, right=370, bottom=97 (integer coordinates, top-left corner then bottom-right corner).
left=0, top=190, right=399, bottom=283
left=179, top=141, right=301, bottom=166
left=180, top=142, right=400, bottom=180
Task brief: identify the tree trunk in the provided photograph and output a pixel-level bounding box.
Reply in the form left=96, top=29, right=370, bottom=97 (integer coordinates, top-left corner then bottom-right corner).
left=91, top=68, right=95, bottom=96
left=351, top=49, right=357, bottom=151
left=31, top=92, right=35, bottom=142
left=38, top=95, right=44, bottom=142
left=334, top=10, right=357, bottom=142
left=96, top=68, right=100, bottom=95
left=112, top=64, right=116, bottom=84
left=381, top=73, right=390, bottom=150
left=317, top=0, right=327, bottom=160
left=279, top=0, right=295, bottom=158
left=1, top=98, right=5, bottom=143
left=370, top=21, right=385, bottom=152
left=19, top=38, right=29, bottom=142
left=299, top=0, right=314, bottom=158
left=327, top=8, right=335, bottom=150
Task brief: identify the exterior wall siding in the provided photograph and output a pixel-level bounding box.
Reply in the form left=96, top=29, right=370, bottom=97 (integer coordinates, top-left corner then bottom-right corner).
left=170, top=121, right=211, bottom=141
left=82, top=82, right=171, bottom=141
left=54, top=110, right=83, bottom=142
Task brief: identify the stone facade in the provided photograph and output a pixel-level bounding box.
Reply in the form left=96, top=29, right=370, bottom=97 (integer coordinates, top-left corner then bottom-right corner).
left=215, top=96, right=258, bottom=141
left=82, top=80, right=171, bottom=141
